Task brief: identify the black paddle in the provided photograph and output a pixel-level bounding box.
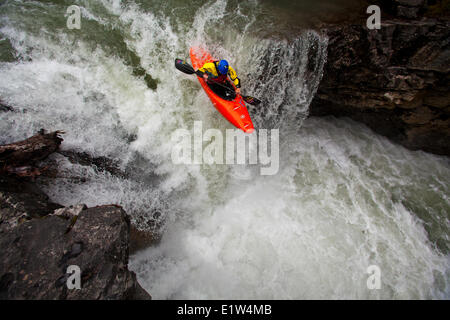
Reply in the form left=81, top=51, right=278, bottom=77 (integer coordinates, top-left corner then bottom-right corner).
left=175, top=58, right=261, bottom=106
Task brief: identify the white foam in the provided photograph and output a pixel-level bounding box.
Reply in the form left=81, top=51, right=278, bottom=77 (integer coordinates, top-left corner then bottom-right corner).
left=131, top=118, right=450, bottom=299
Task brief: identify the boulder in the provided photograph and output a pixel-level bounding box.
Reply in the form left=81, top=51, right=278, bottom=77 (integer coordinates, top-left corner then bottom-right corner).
left=0, top=177, right=151, bottom=299
left=0, top=203, right=151, bottom=299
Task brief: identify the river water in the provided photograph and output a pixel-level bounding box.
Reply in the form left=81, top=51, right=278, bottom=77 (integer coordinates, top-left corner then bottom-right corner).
left=0, top=0, right=449, bottom=299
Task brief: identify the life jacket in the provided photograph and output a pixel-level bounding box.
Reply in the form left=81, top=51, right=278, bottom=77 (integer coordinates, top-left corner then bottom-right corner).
left=208, top=61, right=228, bottom=83
left=199, top=61, right=241, bottom=88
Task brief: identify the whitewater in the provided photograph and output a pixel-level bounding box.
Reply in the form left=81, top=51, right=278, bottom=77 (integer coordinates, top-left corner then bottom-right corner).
left=0, top=0, right=449, bottom=299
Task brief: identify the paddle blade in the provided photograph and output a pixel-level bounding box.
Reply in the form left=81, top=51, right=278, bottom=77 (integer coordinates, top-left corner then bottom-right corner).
left=243, top=95, right=261, bottom=106
left=175, top=59, right=195, bottom=75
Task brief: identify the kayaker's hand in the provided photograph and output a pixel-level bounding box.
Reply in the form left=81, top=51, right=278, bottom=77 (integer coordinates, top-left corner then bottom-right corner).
left=236, top=88, right=241, bottom=95
left=203, top=74, right=208, bottom=81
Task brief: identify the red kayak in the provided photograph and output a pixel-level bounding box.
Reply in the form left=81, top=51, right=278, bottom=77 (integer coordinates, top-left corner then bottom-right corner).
left=190, top=47, right=254, bottom=133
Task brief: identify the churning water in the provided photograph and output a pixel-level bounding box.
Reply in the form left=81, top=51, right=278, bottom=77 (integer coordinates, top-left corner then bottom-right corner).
left=0, top=0, right=449, bottom=299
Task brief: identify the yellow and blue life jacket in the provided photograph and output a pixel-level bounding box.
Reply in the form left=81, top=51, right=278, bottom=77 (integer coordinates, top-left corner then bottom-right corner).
left=198, top=61, right=241, bottom=88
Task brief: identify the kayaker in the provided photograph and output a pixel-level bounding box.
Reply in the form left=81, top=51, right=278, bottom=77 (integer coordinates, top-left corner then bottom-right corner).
left=198, top=59, right=241, bottom=97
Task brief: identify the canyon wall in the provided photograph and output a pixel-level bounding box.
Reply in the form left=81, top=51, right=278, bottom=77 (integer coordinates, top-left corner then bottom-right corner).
left=310, top=0, right=450, bottom=155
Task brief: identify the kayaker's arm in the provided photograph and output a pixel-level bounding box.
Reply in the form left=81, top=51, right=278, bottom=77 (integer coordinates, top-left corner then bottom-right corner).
left=198, top=63, right=216, bottom=82
left=198, top=63, right=216, bottom=77
left=228, top=67, right=241, bottom=88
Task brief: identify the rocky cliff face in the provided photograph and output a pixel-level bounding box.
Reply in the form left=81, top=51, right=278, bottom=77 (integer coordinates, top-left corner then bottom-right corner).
left=0, top=131, right=151, bottom=300
left=310, top=0, right=450, bottom=155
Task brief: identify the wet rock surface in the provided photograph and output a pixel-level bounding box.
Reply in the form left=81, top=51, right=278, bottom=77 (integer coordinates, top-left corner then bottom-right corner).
left=310, top=2, right=450, bottom=155
left=130, top=224, right=159, bottom=254
left=0, top=177, right=63, bottom=233
left=0, top=192, right=151, bottom=299
left=57, top=150, right=127, bottom=178
left=0, top=134, right=151, bottom=300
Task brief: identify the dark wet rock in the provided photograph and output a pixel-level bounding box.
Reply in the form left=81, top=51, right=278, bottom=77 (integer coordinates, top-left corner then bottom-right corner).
left=310, top=9, right=450, bottom=155
left=390, top=0, right=427, bottom=19
left=53, top=204, right=87, bottom=219
left=0, top=136, right=150, bottom=300
left=0, top=176, right=63, bottom=232
left=0, top=130, right=64, bottom=179
left=0, top=132, right=151, bottom=299
left=0, top=203, right=151, bottom=299
left=0, top=130, right=64, bottom=166
left=130, top=209, right=165, bottom=254
left=130, top=225, right=157, bottom=254
left=57, top=149, right=163, bottom=187
left=58, top=150, right=126, bottom=178
left=0, top=101, right=14, bottom=112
